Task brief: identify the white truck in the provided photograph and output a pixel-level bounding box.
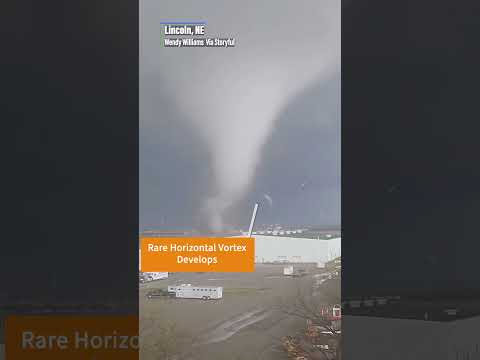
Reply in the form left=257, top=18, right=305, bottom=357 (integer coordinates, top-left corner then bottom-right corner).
left=167, top=284, right=223, bottom=300
left=141, top=272, right=168, bottom=283
left=283, top=265, right=294, bottom=276
left=283, top=265, right=307, bottom=277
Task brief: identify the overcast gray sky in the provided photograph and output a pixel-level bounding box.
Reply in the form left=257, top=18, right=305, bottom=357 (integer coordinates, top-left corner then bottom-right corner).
left=140, top=0, right=340, bottom=230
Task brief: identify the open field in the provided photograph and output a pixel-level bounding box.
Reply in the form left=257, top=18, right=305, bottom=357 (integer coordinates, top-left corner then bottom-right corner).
left=140, top=264, right=320, bottom=360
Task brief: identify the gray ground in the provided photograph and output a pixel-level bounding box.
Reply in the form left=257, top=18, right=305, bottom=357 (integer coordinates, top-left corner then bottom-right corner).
left=140, top=264, right=318, bottom=360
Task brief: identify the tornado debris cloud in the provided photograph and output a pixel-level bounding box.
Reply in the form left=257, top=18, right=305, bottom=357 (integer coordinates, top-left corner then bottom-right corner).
left=142, top=0, right=340, bottom=229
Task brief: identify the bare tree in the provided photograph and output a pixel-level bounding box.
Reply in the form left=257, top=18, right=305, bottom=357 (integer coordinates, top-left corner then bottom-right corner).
left=276, top=281, right=341, bottom=360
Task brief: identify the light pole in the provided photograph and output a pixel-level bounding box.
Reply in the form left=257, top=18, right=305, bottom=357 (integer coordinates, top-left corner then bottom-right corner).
left=247, top=203, right=259, bottom=237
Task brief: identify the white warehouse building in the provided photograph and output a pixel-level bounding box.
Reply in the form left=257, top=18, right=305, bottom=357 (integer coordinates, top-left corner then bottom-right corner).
left=233, top=235, right=341, bottom=264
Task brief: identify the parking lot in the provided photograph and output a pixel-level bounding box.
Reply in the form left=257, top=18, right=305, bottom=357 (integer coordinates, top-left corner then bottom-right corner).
left=140, top=264, right=318, bottom=360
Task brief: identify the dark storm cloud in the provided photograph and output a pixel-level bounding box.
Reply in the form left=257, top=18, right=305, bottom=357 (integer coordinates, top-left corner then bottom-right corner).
left=342, top=0, right=480, bottom=297
left=224, top=75, right=341, bottom=227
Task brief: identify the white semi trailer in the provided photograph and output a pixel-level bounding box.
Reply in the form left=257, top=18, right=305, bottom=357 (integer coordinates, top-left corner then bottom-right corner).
left=168, top=284, right=223, bottom=300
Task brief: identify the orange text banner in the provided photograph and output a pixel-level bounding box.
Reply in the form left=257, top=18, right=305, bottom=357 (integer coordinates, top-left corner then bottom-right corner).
left=5, top=315, right=138, bottom=360
left=140, top=237, right=255, bottom=272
